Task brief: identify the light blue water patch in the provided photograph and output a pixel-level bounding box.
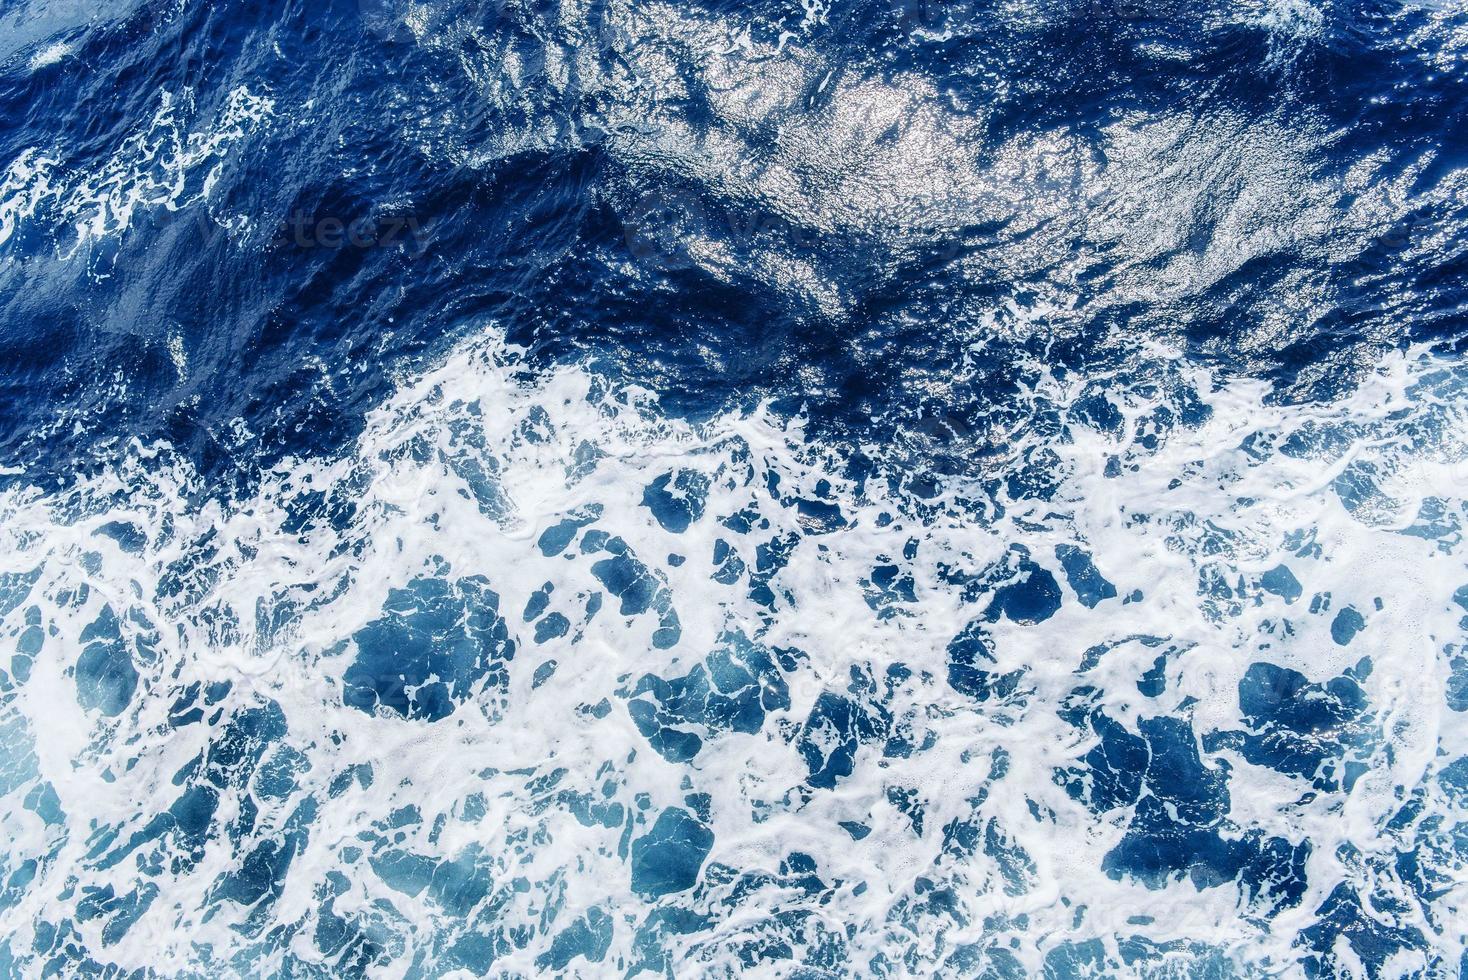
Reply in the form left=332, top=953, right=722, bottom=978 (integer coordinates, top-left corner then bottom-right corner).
left=585, top=534, right=681, bottom=648
left=1330, top=606, right=1366, bottom=645
left=1259, top=565, right=1303, bottom=605
left=533, top=613, right=570, bottom=643
left=642, top=470, right=710, bottom=533
left=0, top=569, right=40, bottom=620
left=342, top=575, right=515, bottom=721
left=1449, top=644, right=1468, bottom=713
left=983, top=552, right=1063, bottom=625
left=711, top=537, right=747, bottom=585
left=522, top=581, right=573, bottom=643
left=1055, top=544, right=1117, bottom=609
left=74, top=606, right=138, bottom=717
left=369, top=850, right=436, bottom=897
left=1205, top=661, right=1375, bottom=793
left=625, top=631, right=798, bottom=763
left=168, top=679, right=232, bottom=727
left=1061, top=708, right=1148, bottom=813
left=1439, top=757, right=1468, bottom=808
left=537, top=906, right=613, bottom=971
left=799, top=668, right=895, bottom=790
left=629, top=807, right=713, bottom=898
left=11, top=605, right=42, bottom=685
left=76, top=881, right=159, bottom=947
left=94, top=520, right=147, bottom=554
left=536, top=507, right=601, bottom=557
left=864, top=560, right=918, bottom=619
left=946, top=622, right=1025, bottom=703
left=1062, top=706, right=1310, bottom=914
left=1299, top=883, right=1431, bottom=978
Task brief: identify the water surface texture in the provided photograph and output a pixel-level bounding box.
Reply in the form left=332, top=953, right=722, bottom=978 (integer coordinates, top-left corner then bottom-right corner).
left=2, top=0, right=1468, bottom=976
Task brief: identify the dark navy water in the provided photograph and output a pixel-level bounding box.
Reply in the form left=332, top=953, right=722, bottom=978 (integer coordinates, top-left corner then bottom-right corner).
left=2, top=0, right=1468, bottom=976
left=4, top=0, right=1464, bottom=486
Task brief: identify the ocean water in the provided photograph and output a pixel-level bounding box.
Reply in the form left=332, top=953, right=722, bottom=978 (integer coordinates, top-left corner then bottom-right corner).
left=2, top=0, right=1468, bottom=976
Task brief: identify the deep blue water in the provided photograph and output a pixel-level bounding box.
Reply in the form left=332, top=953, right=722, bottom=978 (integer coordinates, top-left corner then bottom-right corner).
left=2, top=0, right=1468, bottom=976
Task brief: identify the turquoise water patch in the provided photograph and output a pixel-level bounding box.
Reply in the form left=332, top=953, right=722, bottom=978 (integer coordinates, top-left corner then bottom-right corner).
left=343, top=576, right=515, bottom=721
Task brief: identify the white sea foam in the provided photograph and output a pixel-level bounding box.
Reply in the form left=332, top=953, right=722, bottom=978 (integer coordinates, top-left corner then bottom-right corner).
left=0, top=325, right=1463, bottom=975
left=0, top=85, right=273, bottom=270
left=27, top=40, right=72, bottom=70
left=0, top=149, right=60, bottom=249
